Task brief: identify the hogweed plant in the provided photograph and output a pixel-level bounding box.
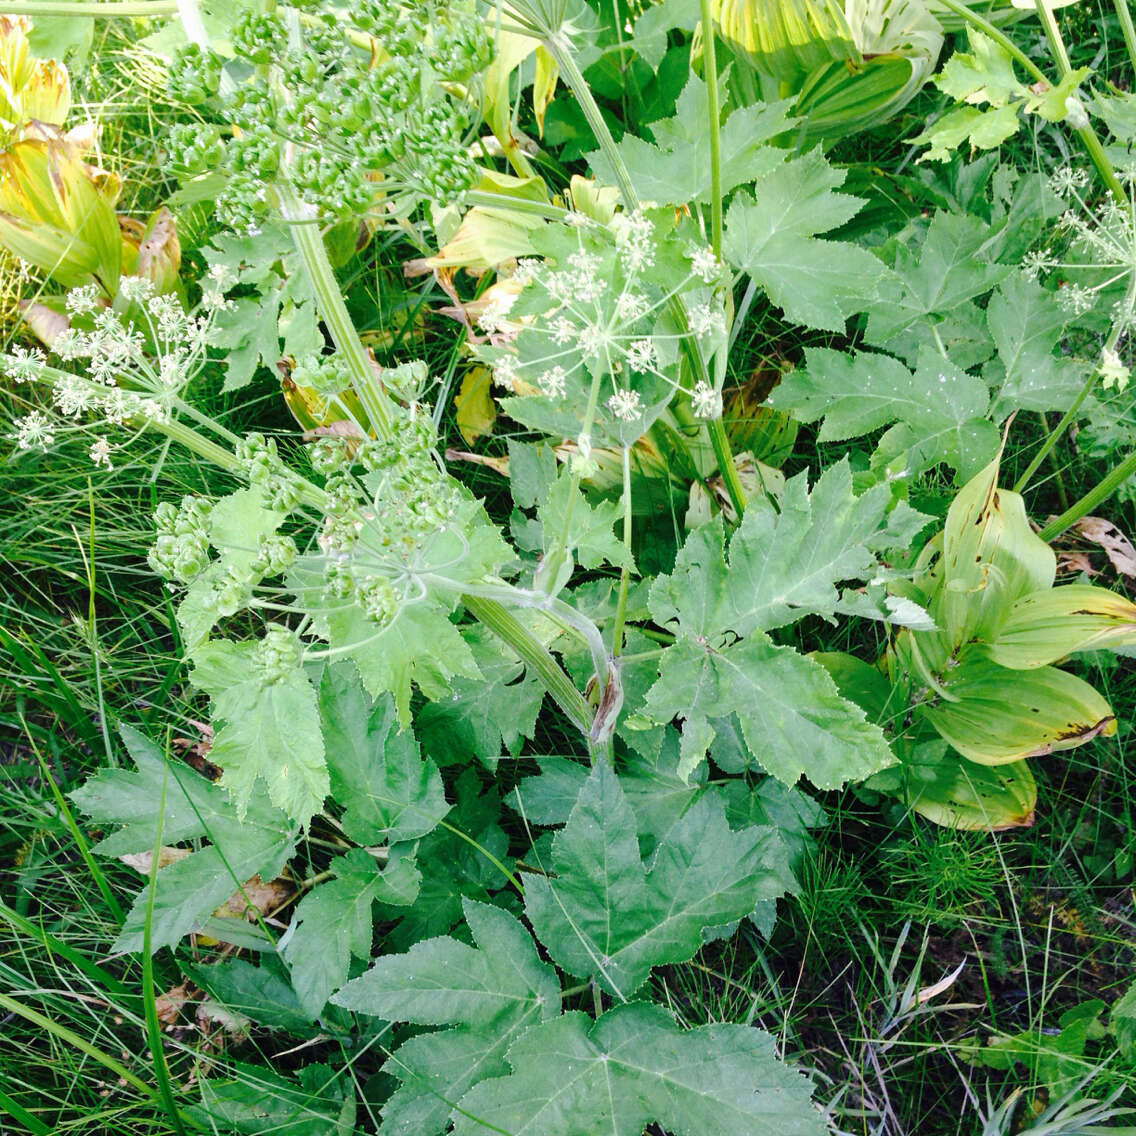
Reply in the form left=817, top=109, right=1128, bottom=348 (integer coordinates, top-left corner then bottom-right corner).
left=7, top=0, right=1136, bottom=1130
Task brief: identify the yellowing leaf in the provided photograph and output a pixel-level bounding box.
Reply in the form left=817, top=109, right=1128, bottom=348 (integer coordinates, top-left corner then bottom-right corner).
left=900, top=747, right=1037, bottom=830
left=455, top=365, right=496, bottom=444
left=921, top=647, right=1115, bottom=765
left=934, top=450, right=1055, bottom=644
left=986, top=584, right=1136, bottom=669
left=533, top=44, right=557, bottom=134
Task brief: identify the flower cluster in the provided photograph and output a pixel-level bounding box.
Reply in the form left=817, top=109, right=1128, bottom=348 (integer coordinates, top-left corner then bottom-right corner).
left=1032, top=163, right=1136, bottom=333
left=478, top=206, right=730, bottom=461
left=166, top=0, right=489, bottom=228
left=3, top=272, right=235, bottom=467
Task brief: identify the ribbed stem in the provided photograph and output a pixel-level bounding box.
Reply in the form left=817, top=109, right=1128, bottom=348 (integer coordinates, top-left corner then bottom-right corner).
left=274, top=182, right=396, bottom=440
left=461, top=595, right=593, bottom=736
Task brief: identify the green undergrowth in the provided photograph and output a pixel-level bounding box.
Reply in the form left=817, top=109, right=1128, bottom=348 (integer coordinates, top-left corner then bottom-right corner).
left=4, top=1, right=1136, bottom=1134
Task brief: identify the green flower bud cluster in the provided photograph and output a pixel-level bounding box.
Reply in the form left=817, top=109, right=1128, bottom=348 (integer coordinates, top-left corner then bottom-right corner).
left=167, top=43, right=222, bottom=105
left=251, top=533, right=298, bottom=577
left=254, top=623, right=303, bottom=682
left=325, top=563, right=398, bottom=626
left=230, top=12, right=289, bottom=67
left=164, top=122, right=226, bottom=179
left=308, top=437, right=352, bottom=477
left=292, top=353, right=353, bottom=396
left=164, top=0, right=487, bottom=224
left=236, top=433, right=303, bottom=512
left=212, top=564, right=255, bottom=618
left=148, top=495, right=212, bottom=584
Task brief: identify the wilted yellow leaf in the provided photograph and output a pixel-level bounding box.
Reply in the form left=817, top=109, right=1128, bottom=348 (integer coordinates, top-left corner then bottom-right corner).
left=454, top=365, right=496, bottom=444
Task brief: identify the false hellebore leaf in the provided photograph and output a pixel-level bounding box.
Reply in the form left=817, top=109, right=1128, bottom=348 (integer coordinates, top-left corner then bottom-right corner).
left=332, top=898, right=561, bottom=1136
left=523, top=762, right=795, bottom=998
left=642, top=459, right=901, bottom=783
left=70, top=724, right=297, bottom=953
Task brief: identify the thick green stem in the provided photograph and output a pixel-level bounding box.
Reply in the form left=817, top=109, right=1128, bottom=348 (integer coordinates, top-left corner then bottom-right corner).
left=461, top=595, right=593, bottom=736
left=550, top=36, right=639, bottom=210
left=1033, top=0, right=1125, bottom=203
left=1039, top=448, right=1136, bottom=540
left=1114, top=0, right=1136, bottom=75
left=699, top=0, right=724, bottom=259
left=611, top=445, right=633, bottom=657
left=274, top=185, right=396, bottom=440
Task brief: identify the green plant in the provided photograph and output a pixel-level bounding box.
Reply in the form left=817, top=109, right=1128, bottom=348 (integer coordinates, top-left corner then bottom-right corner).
left=5, top=0, right=1136, bottom=1131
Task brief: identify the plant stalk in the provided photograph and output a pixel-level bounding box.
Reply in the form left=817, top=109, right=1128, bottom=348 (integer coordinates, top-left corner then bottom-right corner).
left=274, top=182, right=396, bottom=440
left=1038, top=448, right=1136, bottom=540
left=699, top=0, right=724, bottom=259
left=460, top=594, right=594, bottom=736
left=611, top=444, right=633, bottom=657
left=545, top=29, right=747, bottom=518
left=1114, top=0, right=1136, bottom=75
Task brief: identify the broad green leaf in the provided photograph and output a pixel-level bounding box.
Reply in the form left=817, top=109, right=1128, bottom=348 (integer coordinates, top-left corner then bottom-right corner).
left=920, top=647, right=1116, bottom=765
left=773, top=347, right=995, bottom=477
left=934, top=29, right=1024, bottom=105
left=986, top=272, right=1085, bottom=414
left=185, top=957, right=316, bottom=1034
left=507, top=439, right=558, bottom=509
left=650, top=459, right=912, bottom=638
left=987, top=584, right=1136, bottom=669
left=71, top=725, right=297, bottom=954
left=537, top=468, right=633, bottom=571
left=325, top=602, right=479, bottom=728
left=333, top=897, right=560, bottom=1027
left=524, top=762, right=794, bottom=997
left=718, top=461, right=905, bottom=634
left=452, top=1003, right=826, bottom=1136
left=724, top=152, right=886, bottom=330
left=176, top=487, right=287, bottom=647
left=771, top=347, right=925, bottom=441
left=416, top=630, right=544, bottom=768
left=319, top=665, right=449, bottom=845
left=192, top=640, right=328, bottom=828
left=643, top=635, right=896, bottom=787
left=284, top=848, right=420, bottom=1017
left=888, top=743, right=1038, bottom=830
left=379, top=769, right=513, bottom=951
left=585, top=73, right=792, bottom=205
left=864, top=210, right=1011, bottom=353
left=334, top=899, right=560, bottom=1135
